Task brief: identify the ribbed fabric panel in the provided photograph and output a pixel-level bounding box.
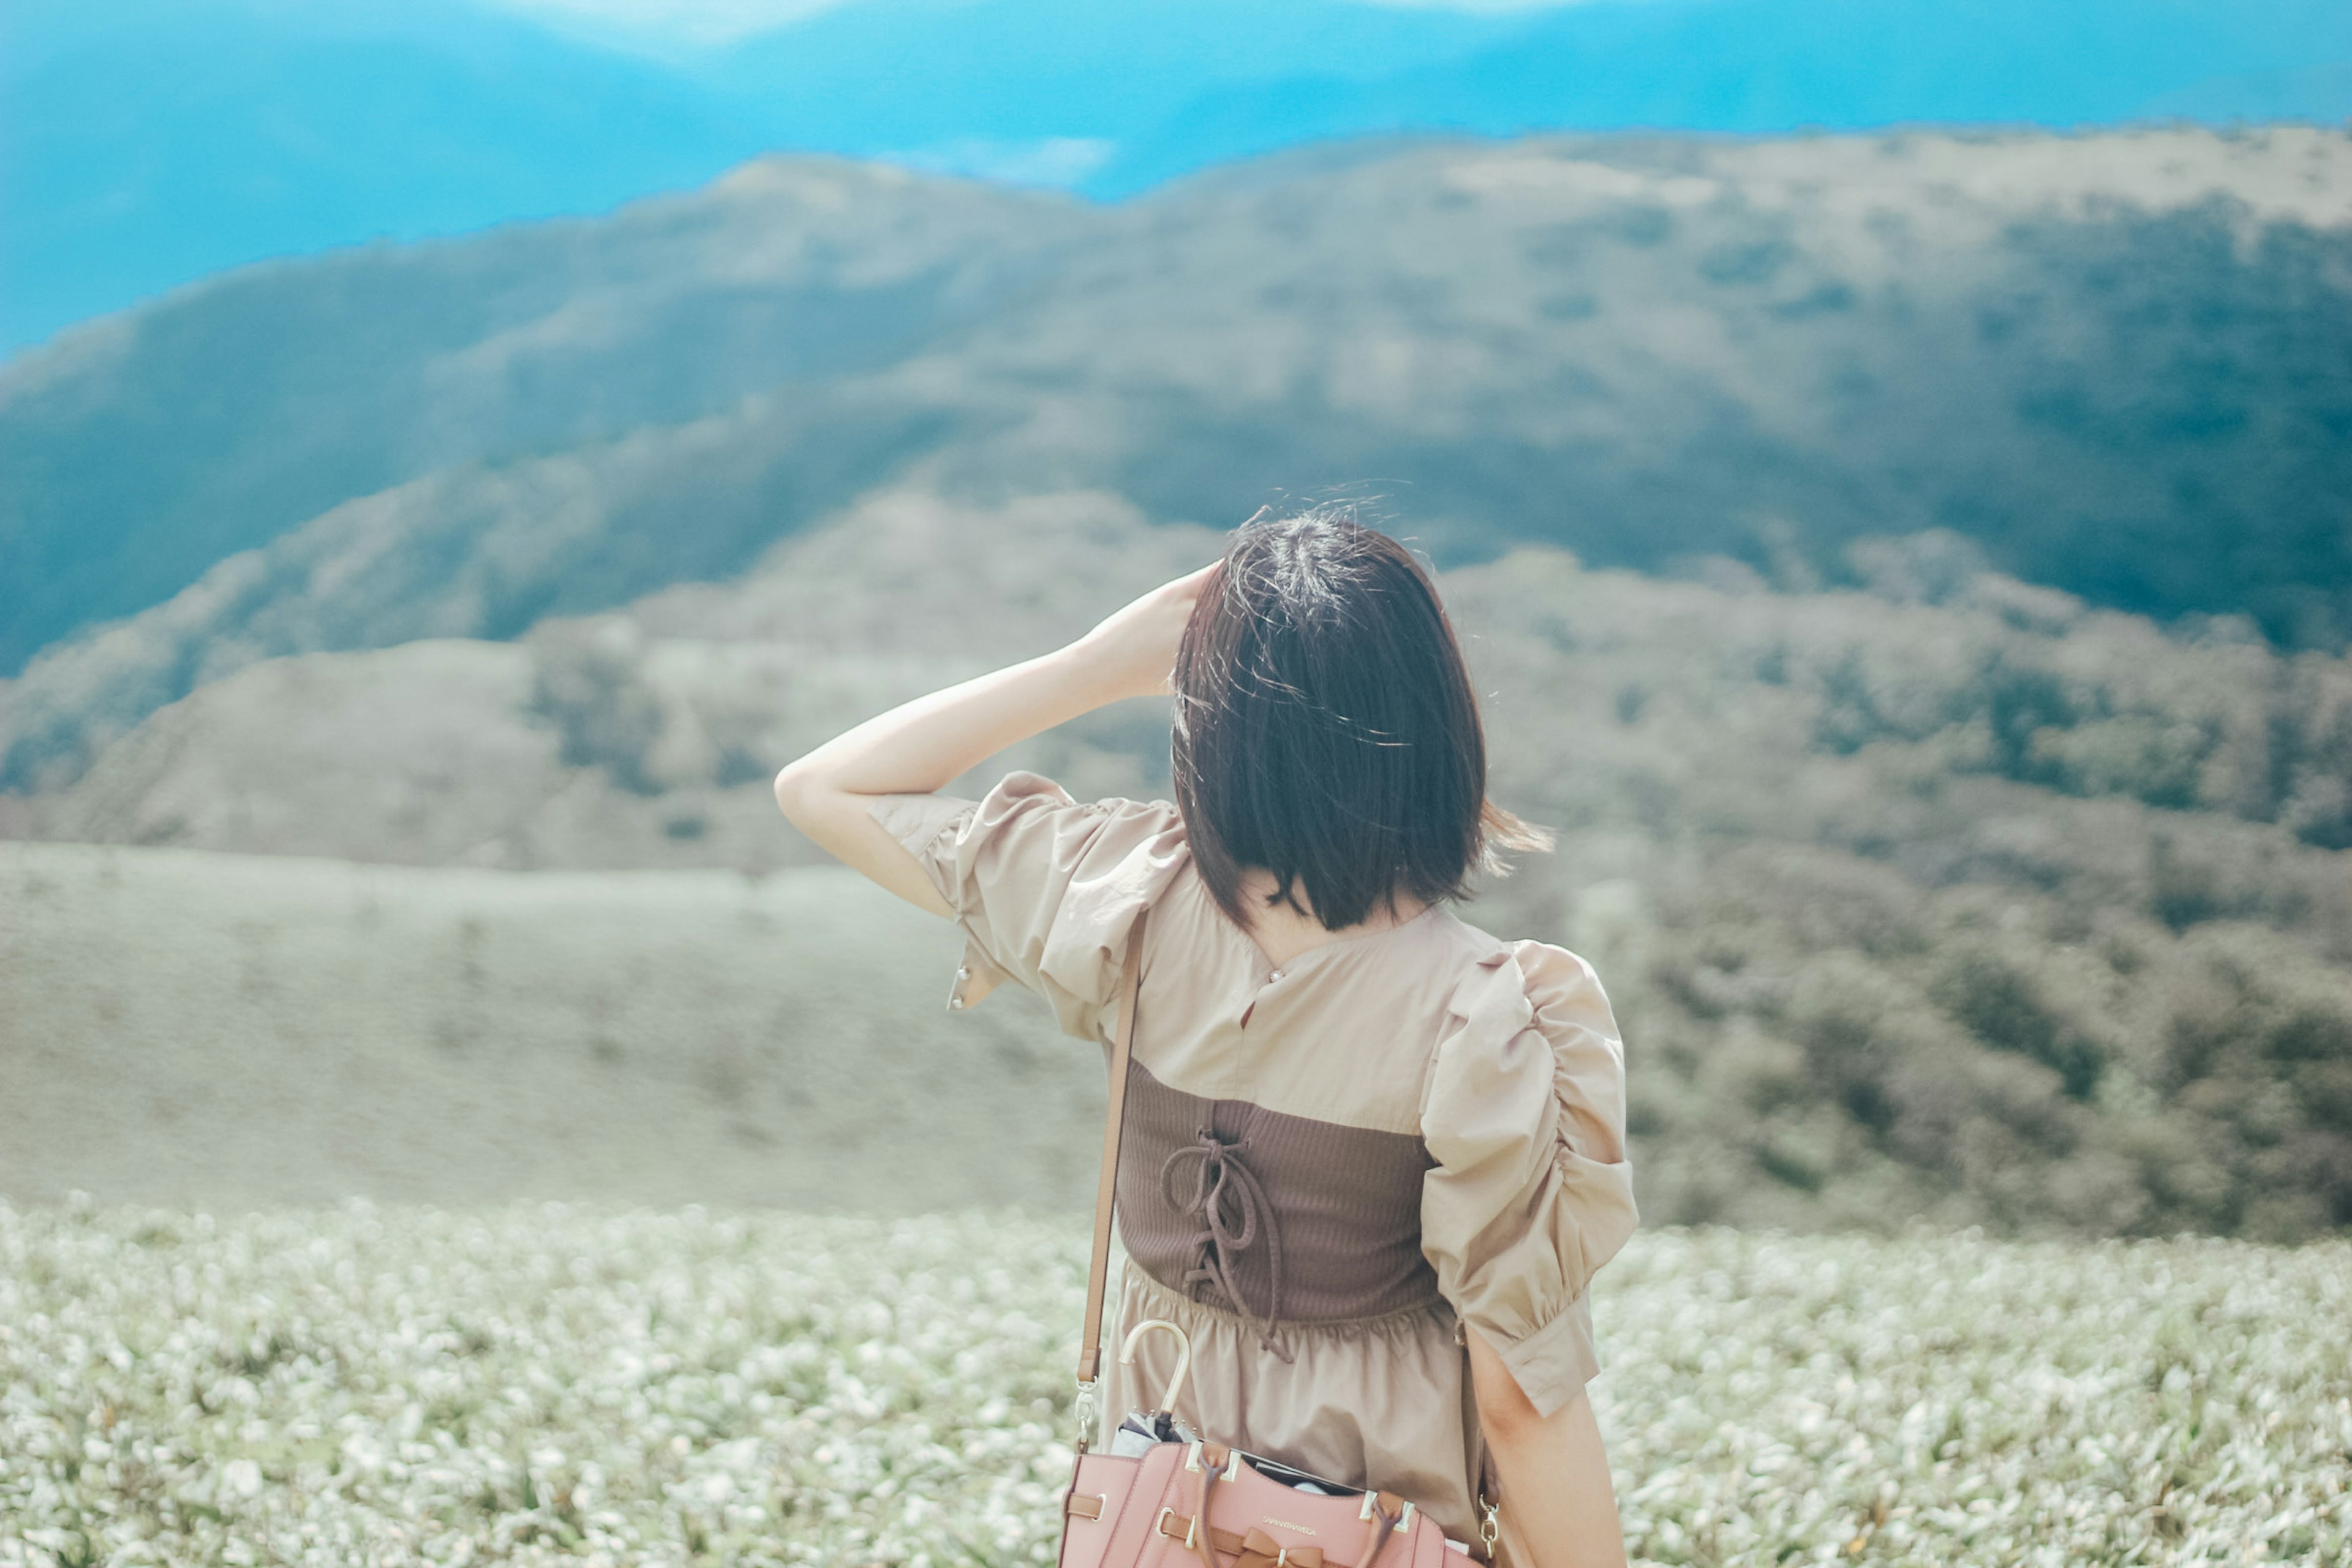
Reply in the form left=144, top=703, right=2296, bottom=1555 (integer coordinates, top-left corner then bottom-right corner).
left=1115, top=1057, right=1442, bottom=1329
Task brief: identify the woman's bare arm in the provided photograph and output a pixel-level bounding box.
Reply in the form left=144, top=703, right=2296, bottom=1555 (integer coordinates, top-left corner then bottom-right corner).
left=772, top=564, right=1215, bottom=912
left=1468, top=1327, right=1627, bottom=1568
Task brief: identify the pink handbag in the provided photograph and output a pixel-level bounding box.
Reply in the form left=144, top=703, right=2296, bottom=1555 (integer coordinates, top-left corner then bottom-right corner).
left=1056, top=913, right=1487, bottom=1568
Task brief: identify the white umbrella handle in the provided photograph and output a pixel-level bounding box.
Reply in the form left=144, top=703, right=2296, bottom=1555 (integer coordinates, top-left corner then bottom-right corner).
left=1117, top=1317, right=1193, bottom=1417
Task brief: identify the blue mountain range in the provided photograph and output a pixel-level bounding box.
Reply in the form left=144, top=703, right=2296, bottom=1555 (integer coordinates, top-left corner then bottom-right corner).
left=5, top=0, right=2349, bottom=355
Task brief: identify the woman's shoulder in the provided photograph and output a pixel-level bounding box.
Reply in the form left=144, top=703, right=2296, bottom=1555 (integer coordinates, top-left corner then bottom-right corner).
left=979, top=770, right=1187, bottom=828
left=870, top=769, right=1191, bottom=1035
left=1428, top=910, right=1614, bottom=1036
left=1420, top=911, right=1624, bottom=1120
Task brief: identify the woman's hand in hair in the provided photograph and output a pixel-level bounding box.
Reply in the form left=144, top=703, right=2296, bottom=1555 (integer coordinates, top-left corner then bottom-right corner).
left=772, top=560, right=1216, bottom=913
left=1076, top=562, right=1219, bottom=702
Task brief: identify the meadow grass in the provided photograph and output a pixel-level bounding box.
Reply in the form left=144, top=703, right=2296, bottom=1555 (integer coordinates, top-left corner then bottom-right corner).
left=2, top=1204, right=2346, bottom=1567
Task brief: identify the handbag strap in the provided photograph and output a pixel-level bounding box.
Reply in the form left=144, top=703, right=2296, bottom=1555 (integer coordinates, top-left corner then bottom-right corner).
left=1075, top=908, right=1149, bottom=1424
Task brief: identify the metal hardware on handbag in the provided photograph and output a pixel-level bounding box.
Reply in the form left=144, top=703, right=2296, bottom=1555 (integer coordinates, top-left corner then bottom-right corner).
left=1055, top=911, right=1477, bottom=1568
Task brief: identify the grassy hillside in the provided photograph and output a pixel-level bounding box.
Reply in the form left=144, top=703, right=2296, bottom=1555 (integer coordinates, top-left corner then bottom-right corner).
left=6, top=128, right=2350, bottom=780
left=4, top=1205, right=2346, bottom=1565
left=8, top=491, right=2351, bottom=1237
left=0, top=842, right=1106, bottom=1213
left=0, top=492, right=1213, bottom=866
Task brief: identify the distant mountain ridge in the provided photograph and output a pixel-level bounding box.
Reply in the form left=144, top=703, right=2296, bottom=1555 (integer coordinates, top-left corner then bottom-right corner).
left=7, top=0, right=2350, bottom=353
left=5, top=127, right=2348, bottom=798
left=0, top=159, right=1079, bottom=680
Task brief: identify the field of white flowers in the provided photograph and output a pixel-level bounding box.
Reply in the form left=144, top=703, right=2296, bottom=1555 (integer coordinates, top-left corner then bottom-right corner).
left=2, top=1204, right=2346, bottom=1568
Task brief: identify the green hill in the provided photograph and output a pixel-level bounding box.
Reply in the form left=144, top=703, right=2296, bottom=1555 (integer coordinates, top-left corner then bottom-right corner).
left=6, top=127, right=2350, bottom=792
left=0, top=158, right=1079, bottom=684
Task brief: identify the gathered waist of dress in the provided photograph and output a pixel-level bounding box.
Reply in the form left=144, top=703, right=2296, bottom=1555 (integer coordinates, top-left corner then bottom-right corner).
left=1121, top=1256, right=1453, bottom=1340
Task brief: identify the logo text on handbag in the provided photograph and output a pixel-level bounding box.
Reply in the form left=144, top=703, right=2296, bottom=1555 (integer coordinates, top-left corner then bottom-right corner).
left=1261, top=1520, right=1318, bottom=1536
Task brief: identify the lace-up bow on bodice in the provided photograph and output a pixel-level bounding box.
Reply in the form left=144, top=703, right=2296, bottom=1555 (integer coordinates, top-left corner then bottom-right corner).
left=1160, top=1128, right=1287, bottom=1354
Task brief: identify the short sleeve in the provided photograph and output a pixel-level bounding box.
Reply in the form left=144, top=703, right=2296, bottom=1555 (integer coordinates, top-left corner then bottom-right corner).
left=865, top=770, right=1189, bottom=1043
left=1419, top=939, right=1637, bottom=1419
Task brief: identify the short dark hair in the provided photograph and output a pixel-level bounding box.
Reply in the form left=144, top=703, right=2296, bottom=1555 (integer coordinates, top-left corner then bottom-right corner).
left=1170, top=505, right=1551, bottom=933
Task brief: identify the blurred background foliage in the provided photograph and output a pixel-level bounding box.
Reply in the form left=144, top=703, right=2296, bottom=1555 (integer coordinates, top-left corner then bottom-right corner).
left=2, top=2, right=2350, bottom=1243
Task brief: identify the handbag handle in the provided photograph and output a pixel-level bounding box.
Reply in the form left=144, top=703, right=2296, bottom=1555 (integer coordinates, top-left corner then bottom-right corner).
left=1074, top=908, right=1148, bottom=1442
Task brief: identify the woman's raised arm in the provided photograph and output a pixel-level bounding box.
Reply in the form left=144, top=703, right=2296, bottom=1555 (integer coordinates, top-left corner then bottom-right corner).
left=772, top=563, right=1215, bottom=913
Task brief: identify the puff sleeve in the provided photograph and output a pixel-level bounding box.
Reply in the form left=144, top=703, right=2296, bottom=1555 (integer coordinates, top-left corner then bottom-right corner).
left=864, top=771, right=1190, bottom=1044
left=1419, top=939, right=1638, bottom=1418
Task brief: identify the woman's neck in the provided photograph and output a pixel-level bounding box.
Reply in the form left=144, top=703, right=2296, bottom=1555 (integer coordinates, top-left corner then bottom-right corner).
left=1234, top=868, right=1430, bottom=969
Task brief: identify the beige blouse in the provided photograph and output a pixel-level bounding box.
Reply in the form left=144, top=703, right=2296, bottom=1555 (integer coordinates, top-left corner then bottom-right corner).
left=867, top=772, right=1638, bottom=1556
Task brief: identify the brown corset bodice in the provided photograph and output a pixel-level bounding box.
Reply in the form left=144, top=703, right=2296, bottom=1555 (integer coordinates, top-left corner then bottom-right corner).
left=1114, top=1056, right=1444, bottom=1349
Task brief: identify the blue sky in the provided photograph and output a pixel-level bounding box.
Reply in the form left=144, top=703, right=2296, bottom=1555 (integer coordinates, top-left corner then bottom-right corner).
left=488, top=0, right=1594, bottom=50
left=4, top=0, right=2348, bottom=356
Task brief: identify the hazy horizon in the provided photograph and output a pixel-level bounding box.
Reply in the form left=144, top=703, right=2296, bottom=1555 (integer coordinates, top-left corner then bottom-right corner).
left=7, top=0, right=2350, bottom=355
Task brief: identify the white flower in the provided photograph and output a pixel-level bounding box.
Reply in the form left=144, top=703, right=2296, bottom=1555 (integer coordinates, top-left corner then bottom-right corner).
left=222, top=1458, right=264, bottom=1499
left=2, top=1203, right=2345, bottom=1566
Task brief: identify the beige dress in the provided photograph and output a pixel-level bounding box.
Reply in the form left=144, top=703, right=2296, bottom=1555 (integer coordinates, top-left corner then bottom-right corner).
left=868, top=772, right=1638, bottom=1558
